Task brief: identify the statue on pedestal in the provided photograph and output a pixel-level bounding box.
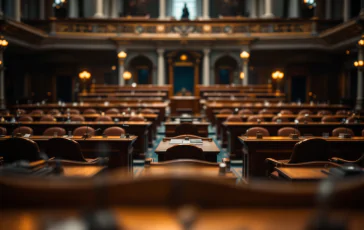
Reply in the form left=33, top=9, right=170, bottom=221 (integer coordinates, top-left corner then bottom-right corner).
left=181, top=3, right=189, bottom=19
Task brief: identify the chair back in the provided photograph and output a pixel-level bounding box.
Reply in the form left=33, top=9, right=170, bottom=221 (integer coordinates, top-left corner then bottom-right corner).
left=0, top=127, right=7, bottom=135
left=321, top=116, right=338, bottom=123
left=83, top=109, right=97, bottom=114
left=238, top=109, right=253, bottom=115
left=18, top=115, right=33, bottom=122
left=247, top=115, right=263, bottom=122
left=73, top=126, right=95, bottom=136
left=317, top=110, right=332, bottom=116
left=140, top=109, right=154, bottom=114
left=277, top=127, right=300, bottom=136
left=0, top=137, right=41, bottom=163
left=226, top=115, right=242, bottom=122
left=95, top=115, right=112, bottom=122
left=16, top=109, right=27, bottom=115
left=43, top=127, right=66, bottom=136
left=258, top=109, right=274, bottom=115
left=46, top=137, right=87, bottom=162
left=165, top=144, right=205, bottom=161
left=332, top=127, right=355, bottom=137
left=30, top=109, right=44, bottom=115
left=0, top=110, right=10, bottom=115
left=336, top=110, right=349, bottom=115
left=289, top=138, right=331, bottom=163
left=129, top=115, right=145, bottom=121
left=48, top=109, right=61, bottom=115
left=295, top=115, right=313, bottom=123
left=70, top=115, right=85, bottom=122
left=346, top=115, right=360, bottom=123
left=298, top=110, right=312, bottom=115
left=67, top=109, right=80, bottom=115
left=272, top=116, right=289, bottom=122
left=174, top=123, right=199, bottom=136
left=279, top=110, right=293, bottom=115
left=13, top=126, right=33, bottom=135
left=105, top=108, right=120, bottom=115
left=219, top=109, right=233, bottom=114
left=246, top=127, right=270, bottom=136
left=103, top=127, right=125, bottom=136
left=40, top=115, right=56, bottom=122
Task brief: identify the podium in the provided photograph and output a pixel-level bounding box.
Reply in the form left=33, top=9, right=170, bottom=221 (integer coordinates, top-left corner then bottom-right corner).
left=170, top=96, right=200, bottom=115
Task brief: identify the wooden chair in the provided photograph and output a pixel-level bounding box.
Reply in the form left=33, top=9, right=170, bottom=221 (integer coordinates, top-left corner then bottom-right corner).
left=332, top=127, right=355, bottom=137
left=317, top=110, right=332, bottom=116
left=245, top=127, right=270, bottom=136
left=70, top=115, right=85, bottom=122
left=0, top=137, right=41, bottom=163
left=331, top=154, right=364, bottom=168
left=67, top=109, right=80, bottom=115
left=295, top=115, right=313, bottom=123
left=247, top=115, right=263, bottom=122
left=29, top=109, right=44, bottom=115
left=174, top=123, right=199, bottom=136
left=73, top=126, right=95, bottom=136
left=95, top=115, right=112, bottom=122
left=238, top=109, right=253, bottom=115
left=48, top=109, right=61, bottom=115
left=272, top=116, right=289, bottom=122
left=298, top=110, right=312, bottom=115
left=103, top=126, right=125, bottom=136
left=43, top=127, right=66, bottom=136
left=40, top=115, right=56, bottom=122
left=129, top=115, right=145, bottom=121
left=336, top=110, right=349, bottom=115
left=277, top=127, right=300, bottom=137
left=258, top=109, right=274, bottom=115
left=105, top=108, right=120, bottom=115
left=46, top=137, right=98, bottom=163
left=18, top=115, right=33, bottom=122
left=165, top=144, right=205, bottom=161
left=225, top=115, right=242, bottom=122
left=279, top=109, right=293, bottom=115
left=13, top=126, right=33, bottom=135
left=83, top=108, right=98, bottom=114
left=321, top=116, right=338, bottom=123
left=0, top=127, right=7, bottom=135
left=140, top=108, right=155, bottom=114
left=219, top=109, right=233, bottom=114
left=346, top=115, right=360, bottom=123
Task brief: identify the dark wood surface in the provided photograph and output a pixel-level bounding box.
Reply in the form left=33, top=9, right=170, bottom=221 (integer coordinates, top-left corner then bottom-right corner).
left=238, top=136, right=364, bottom=180
left=0, top=121, right=150, bottom=156
left=275, top=167, right=330, bottom=181
left=155, top=140, right=220, bottom=162
left=164, top=121, right=210, bottom=137
left=170, top=96, right=201, bottom=114
left=0, top=135, right=137, bottom=169
left=62, top=165, right=106, bottom=177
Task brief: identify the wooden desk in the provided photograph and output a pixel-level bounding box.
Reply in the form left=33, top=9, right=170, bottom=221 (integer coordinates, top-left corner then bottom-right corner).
left=0, top=121, right=149, bottom=157
left=62, top=166, right=105, bottom=177
left=155, top=140, right=220, bottom=162
left=164, top=121, right=210, bottom=137
left=0, top=136, right=137, bottom=169
left=170, top=96, right=200, bottom=114
left=238, top=136, right=364, bottom=180
left=275, top=167, right=330, bottom=181
left=224, top=122, right=364, bottom=157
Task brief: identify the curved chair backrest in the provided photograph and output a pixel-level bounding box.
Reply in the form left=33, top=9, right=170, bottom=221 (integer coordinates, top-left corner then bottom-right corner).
left=246, top=127, right=270, bottom=136
left=332, top=127, right=355, bottom=137
left=129, top=115, right=145, bottom=121
left=295, top=116, right=313, bottom=123
left=43, top=127, right=66, bottom=136
left=336, top=110, right=349, bottom=115
left=16, top=109, right=27, bottom=115
left=272, top=116, right=290, bottom=122
left=0, top=137, right=41, bottom=163
left=67, top=109, right=80, bottom=115
left=18, top=115, right=33, bottom=122
left=247, top=115, right=263, bottom=122
left=73, top=126, right=95, bottom=136
left=103, top=126, right=126, bottom=136
left=48, top=109, right=61, bottom=115
left=46, top=137, right=87, bottom=162
left=40, top=115, right=56, bottom=122
left=219, top=109, right=233, bottom=114
left=0, top=110, right=10, bottom=115
left=346, top=116, right=360, bottom=123
left=13, top=126, right=33, bottom=135
left=289, top=138, right=331, bottom=163
left=238, top=109, right=253, bottom=115
left=226, top=115, right=242, bottom=122
left=321, top=116, right=338, bottom=123
left=279, top=110, right=293, bottom=115
left=83, top=109, right=98, bottom=114
left=174, top=123, right=199, bottom=136
left=30, top=109, right=44, bottom=115
left=165, top=144, right=205, bottom=161
left=258, top=109, right=274, bottom=115
left=0, top=127, right=7, bottom=135
left=277, top=127, right=301, bottom=137
left=298, top=110, right=312, bottom=115
left=317, top=110, right=332, bottom=116
left=105, top=108, right=120, bottom=115
left=95, top=115, right=112, bottom=122
left=70, top=115, right=85, bottom=122
left=140, top=109, right=154, bottom=114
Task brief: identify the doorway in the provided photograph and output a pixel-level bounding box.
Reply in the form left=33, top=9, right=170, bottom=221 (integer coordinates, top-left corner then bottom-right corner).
left=173, top=66, right=194, bottom=95
left=56, top=76, right=73, bottom=102
left=291, top=75, right=307, bottom=103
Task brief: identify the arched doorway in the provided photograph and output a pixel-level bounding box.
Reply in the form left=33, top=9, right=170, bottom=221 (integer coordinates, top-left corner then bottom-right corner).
left=214, top=55, right=238, bottom=85
left=127, top=55, right=153, bottom=85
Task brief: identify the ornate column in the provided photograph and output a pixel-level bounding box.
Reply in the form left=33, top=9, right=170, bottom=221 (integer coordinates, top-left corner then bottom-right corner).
left=159, top=0, right=166, bottom=19
left=355, top=40, right=364, bottom=110
left=14, top=0, right=21, bottom=21
left=288, top=0, right=300, bottom=18
left=94, top=0, right=104, bottom=18
left=203, top=49, right=210, bottom=86
left=250, top=0, right=257, bottom=18
left=343, top=0, right=350, bottom=22
left=325, top=0, right=332, bottom=19
left=262, top=0, right=274, bottom=18
left=117, top=50, right=127, bottom=86
left=240, top=51, right=250, bottom=86
left=0, top=37, right=8, bottom=109
left=157, top=49, right=165, bottom=86
left=202, top=0, right=209, bottom=19
left=68, top=0, right=79, bottom=18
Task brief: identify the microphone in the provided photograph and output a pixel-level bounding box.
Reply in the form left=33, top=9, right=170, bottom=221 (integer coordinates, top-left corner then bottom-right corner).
left=83, top=126, right=91, bottom=139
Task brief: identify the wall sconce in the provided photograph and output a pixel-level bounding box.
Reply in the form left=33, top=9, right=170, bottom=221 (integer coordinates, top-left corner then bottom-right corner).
left=354, top=60, right=364, bottom=70
left=358, top=39, right=364, bottom=46
left=203, top=25, right=211, bottom=33
left=0, top=37, right=8, bottom=49
left=79, top=70, right=91, bottom=93
left=123, top=71, right=132, bottom=80
left=156, top=25, right=165, bottom=33
left=271, top=70, right=284, bottom=93
left=240, top=51, right=250, bottom=59
left=118, top=51, right=127, bottom=59
left=240, top=72, right=245, bottom=79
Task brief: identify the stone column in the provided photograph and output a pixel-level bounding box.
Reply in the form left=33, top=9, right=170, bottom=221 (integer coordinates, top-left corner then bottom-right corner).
left=262, top=0, right=274, bottom=18
left=69, top=0, right=79, bottom=18
left=356, top=46, right=364, bottom=110
left=288, top=0, right=300, bottom=18
left=94, top=0, right=104, bottom=18
left=119, top=59, right=125, bottom=86
left=0, top=50, right=4, bottom=109
left=325, top=0, right=331, bottom=19
left=159, top=0, right=166, bottom=19
left=202, top=0, right=209, bottom=19
left=157, top=49, right=165, bottom=86
left=242, top=59, right=249, bottom=86
left=250, top=0, right=257, bottom=18
left=111, top=0, right=119, bottom=18
left=343, top=0, right=350, bottom=22
left=203, top=49, right=210, bottom=86
left=39, top=0, right=45, bottom=19
left=14, top=0, right=21, bottom=21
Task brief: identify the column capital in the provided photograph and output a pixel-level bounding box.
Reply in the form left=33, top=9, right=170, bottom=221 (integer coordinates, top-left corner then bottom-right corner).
left=157, top=48, right=165, bottom=55
left=203, top=48, right=211, bottom=55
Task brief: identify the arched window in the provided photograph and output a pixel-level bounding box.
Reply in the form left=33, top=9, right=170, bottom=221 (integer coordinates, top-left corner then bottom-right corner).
left=172, top=0, right=197, bottom=19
